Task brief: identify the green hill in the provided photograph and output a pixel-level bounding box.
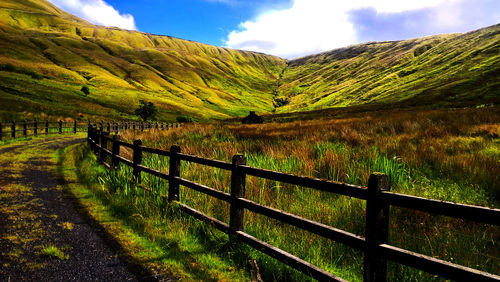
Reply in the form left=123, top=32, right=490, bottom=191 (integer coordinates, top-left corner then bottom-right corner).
left=0, top=0, right=498, bottom=121
left=0, top=0, right=286, bottom=121
left=276, top=26, right=500, bottom=112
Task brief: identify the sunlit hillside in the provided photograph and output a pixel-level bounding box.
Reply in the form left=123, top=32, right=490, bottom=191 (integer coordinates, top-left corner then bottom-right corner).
left=0, top=0, right=286, bottom=121
left=276, top=25, right=500, bottom=111
left=0, top=0, right=498, bottom=121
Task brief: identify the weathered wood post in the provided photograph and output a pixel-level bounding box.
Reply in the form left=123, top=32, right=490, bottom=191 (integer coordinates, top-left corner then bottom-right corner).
left=161, top=123, right=164, bottom=130
left=364, top=173, right=391, bottom=282
left=112, top=135, right=120, bottom=169
left=229, top=154, right=247, bottom=240
left=87, top=125, right=91, bottom=146
left=23, top=120, right=27, bottom=136
left=100, top=131, right=109, bottom=163
left=106, top=122, right=110, bottom=132
left=59, top=120, right=63, bottom=134
left=45, top=120, right=49, bottom=135
left=168, top=145, right=181, bottom=202
left=73, top=120, right=77, bottom=133
left=132, top=140, right=143, bottom=183
left=92, top=127, right=99, bottom=155
left=99, top=121, right=103, bottom=132
left=34, top=120, right=38, bottom=136
left=11, top=121, right=15, bottom=138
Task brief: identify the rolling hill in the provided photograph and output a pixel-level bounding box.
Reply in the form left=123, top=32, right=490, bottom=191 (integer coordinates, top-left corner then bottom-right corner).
left=0, top=0, right=286, bottom=121
left=275, top=26, right=500, bottom=112
left=0, top=0, right=498, bottom=121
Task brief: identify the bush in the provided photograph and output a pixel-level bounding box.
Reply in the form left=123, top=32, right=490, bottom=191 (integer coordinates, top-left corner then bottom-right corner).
left=176, top=115, right=193, bottom=123
left=80, top=86, right=90, bottom=96
left=135, top=100, right=158, bottom=121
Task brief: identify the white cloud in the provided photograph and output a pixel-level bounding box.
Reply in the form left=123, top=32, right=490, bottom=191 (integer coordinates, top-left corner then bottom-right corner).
left=49, top=0, right=137, bottom=30
left=224, top=0, right=495, bottom=59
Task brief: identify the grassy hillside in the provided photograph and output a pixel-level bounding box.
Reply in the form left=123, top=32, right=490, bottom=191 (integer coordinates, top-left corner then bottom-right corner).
left=0, top=0, right=498, bottom=121
left=276, top=25, right=500, bottom=112
left=0, top=0, right=286, bottom=121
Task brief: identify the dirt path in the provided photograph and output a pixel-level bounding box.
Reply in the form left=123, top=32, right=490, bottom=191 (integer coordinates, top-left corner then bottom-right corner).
left=0, top=136, right=155, bottom=281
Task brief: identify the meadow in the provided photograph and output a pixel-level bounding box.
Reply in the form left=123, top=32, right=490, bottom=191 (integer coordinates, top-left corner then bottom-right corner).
left=77, top=106, right=499, bottom=281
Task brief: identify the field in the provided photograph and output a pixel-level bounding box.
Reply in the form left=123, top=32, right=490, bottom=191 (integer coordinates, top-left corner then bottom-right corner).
left=74, top=106, right=500, bottom=281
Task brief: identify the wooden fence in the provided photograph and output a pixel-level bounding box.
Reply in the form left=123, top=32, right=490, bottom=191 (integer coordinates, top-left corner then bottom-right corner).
left=87, top=126, right=500, bottom=282
left=0, top=120, right=179, bottom=140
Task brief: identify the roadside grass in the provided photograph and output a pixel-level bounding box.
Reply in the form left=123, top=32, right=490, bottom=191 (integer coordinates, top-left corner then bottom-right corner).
left=105, top=106, right=499, bottom=281
left=39, top=245, right=68, bottom=260
left=56, top=143, right=250, bottom=281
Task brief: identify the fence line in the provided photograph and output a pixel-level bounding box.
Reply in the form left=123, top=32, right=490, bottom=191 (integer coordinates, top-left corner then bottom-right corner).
left=0, top=120, right=180, bottom=141
left=87, top=126, right=500, bottom=281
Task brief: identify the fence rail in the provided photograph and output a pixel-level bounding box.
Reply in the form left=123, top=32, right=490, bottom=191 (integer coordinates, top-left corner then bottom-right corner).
left=87, top=126, right=500, bottom=282
left=0, top=120, right=180, bottom=141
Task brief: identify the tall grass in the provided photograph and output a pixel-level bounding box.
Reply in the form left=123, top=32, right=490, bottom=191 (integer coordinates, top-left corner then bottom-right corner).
left=94, top=107, right=499, bottom=281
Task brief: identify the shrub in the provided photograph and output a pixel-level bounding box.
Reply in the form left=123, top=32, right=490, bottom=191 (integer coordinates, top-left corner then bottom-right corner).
left=80, top=86, right=90, bottom=96
left=135, top=100, right=158, bottom=121
left=176, top=115, right=193, bottom=123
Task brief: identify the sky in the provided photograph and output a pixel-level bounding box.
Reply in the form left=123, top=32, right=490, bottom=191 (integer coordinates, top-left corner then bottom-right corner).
left=48, top=0, right=500, bottom=59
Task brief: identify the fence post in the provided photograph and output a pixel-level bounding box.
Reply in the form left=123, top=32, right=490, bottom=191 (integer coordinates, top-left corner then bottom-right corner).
left=59, top=120, right=62, bottom=134
left=161, top=123, right=164, bottom=130
left=11, top=121, right=15, bottom=138
left=112, top=135, right=120, bottom=169
left=87, top=125, right=91, bottom=146
left=23, top=120, right=27, bottom=136
left=34, top=120, right=37, bottom=136
left=92, top=127, right=99, bottom=155
left=99, top=121, right=103, bottom=132
left=0, top=122, right=2, bottom=141
left=168, top=145, right=181, bottom=202
left=45, top=120, right=49, bottom=135
left=132, top=140, right=143, bottom=183
left=74, top=120, right=77, bottom=133
left=99, top=131, right=109, bottom=163
left=229, top=154, right=247, bottom=239
left=364, top=173, right=390, bottom=282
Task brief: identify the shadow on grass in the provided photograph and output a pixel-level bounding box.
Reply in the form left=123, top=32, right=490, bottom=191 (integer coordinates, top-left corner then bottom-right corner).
left=56, top=143, right=248, bottom=281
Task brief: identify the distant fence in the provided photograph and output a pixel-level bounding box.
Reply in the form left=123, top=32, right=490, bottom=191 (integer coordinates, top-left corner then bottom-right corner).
left=0, top=120, right=180, bottom=141
left=87, top=126, right=500, bottom=282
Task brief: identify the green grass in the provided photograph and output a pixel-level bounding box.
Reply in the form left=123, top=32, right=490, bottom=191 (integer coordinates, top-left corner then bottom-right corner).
left=39, top=245, right=68, bottom=260
left=99, top=109, right=498, bottom=281
left=56, top=143, right=250, bottom=280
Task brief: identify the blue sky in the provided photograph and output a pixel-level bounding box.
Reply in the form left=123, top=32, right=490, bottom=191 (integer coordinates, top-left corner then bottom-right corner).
left=48, top=0, right=500, bottom=59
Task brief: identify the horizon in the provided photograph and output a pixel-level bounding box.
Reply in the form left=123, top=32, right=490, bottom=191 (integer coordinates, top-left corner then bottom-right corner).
left=47, top=0, right=500, bottom=59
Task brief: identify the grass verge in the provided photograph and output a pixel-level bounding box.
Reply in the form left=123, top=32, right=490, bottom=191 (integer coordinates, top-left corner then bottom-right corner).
left=56, top=142, right=250, bottom=281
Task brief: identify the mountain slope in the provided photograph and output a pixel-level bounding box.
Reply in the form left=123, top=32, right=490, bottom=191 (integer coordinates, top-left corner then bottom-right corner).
left=0, top=0, right=286, bottom=121
left=276, top=25, right=500, bottom=112
left=0, top=0, right=498, bottom=121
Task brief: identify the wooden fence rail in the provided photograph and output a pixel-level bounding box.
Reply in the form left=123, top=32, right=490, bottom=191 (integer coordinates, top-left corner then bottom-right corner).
left=87, top=126, right=500, bottom=282
left=0, top=120, right=180, bottom=141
